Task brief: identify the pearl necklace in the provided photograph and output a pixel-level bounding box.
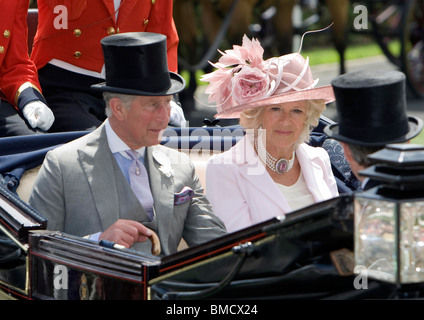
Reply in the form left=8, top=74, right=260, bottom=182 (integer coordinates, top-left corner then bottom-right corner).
left=255, top=138, right=295, bottom=174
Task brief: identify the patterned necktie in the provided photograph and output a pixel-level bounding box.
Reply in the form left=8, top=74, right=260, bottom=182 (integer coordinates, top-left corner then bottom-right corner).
left=125, top=150, right=154, bottom=220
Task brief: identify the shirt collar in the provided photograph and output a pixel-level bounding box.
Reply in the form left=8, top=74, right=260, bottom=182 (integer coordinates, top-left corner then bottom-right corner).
left=105, top=119, right=146, bottom=158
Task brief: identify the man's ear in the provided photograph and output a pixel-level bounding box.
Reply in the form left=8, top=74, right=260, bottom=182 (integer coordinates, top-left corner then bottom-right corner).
left=109, top=97, right=125, bottom=121
left=341, top=142, right=353, bottom=162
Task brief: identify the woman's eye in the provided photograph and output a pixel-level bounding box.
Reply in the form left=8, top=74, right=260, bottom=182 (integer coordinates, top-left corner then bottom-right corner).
left=292, top=108, right=303, bottom=113
left=270, top=107, right=281, bottom=112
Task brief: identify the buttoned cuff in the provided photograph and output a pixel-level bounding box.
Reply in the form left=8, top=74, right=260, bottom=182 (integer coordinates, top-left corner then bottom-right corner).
left=15, top=82, right=47, bottom=112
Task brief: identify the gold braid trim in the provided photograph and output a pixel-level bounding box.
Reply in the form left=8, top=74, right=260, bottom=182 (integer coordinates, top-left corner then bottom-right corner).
left=14, top=82, right=42, bottom=106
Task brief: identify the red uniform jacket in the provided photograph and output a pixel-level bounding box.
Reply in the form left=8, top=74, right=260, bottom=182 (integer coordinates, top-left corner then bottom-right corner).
left=31, top=0, right=179, bottom=74
left=0, top=0, right=44, bottom=110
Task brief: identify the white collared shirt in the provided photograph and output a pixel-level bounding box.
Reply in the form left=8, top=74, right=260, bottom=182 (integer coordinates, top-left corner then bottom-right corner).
left=105, top=119, right=145, bottom=159
left=105, top=119, right=147, bottom=184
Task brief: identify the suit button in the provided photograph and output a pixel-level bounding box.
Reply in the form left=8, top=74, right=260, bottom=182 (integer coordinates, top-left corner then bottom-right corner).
left=73, top=29, right=82, bottom=37
left=143, top=19, right=149, bottom=26
left=0, top=46, right=4, bottom=54
left=73, top=51, right=81, bottom=58
left=107, top=27, right=116, bottom=35
left=3, top=30, right=10, bottom=38
left=151, top=0, right=156, bottom=4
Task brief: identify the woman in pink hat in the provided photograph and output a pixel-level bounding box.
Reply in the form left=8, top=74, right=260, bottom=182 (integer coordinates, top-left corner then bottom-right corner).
left=204, top=35, right=339, bottom=233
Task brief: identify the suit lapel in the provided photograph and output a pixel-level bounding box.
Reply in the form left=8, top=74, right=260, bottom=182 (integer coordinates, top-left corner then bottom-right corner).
left=78, top=125, right=173, bottom=233
left=78, top=125, right=121, bottom=231
left=145, top=145, right=175, bottom=246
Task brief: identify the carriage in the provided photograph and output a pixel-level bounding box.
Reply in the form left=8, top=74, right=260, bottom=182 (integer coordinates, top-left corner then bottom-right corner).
left=0, top=116, right=422, bottom=301
left=1, top=2, right=424, bottom=301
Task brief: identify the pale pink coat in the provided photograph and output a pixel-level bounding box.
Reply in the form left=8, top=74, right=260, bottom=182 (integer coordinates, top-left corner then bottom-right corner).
left=205, top=135, right=339, bottom=233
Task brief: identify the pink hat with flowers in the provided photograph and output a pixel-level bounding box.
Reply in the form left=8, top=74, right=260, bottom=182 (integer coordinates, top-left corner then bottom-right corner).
left=201, top=34, right=335, bottom=119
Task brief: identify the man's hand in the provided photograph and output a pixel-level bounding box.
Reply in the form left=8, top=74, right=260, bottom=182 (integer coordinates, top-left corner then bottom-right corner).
left=99, top=219, right=153, bottom=249
left=22, top=101, right=55, bottom=131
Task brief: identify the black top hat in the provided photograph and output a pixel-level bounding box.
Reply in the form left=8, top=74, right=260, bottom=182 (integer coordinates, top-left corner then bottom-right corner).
left=324, top=70, right=423, bottom=146
left=91, top=32, right=185, bottom=96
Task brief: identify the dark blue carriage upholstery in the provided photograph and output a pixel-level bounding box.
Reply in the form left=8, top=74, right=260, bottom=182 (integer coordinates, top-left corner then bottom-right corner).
left=0, top=117, right=359, bottom=195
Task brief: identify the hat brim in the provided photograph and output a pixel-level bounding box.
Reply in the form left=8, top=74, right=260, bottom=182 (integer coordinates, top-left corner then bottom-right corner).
left=214, top=85, right=335, bottom=119
left=323, top=116, right=423, bottom=146
left=91, top=72, right=186, bottom=96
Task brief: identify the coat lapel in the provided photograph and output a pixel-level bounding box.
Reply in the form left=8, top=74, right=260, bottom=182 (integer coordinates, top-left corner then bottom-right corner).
left=236, top=135, right=292, bottom=212
left=77, top=125, right=177, bottom=235
left=115, top=0, right=139, bottom=23
left=78, top=125, right=120, bottom=231
left=102, top=0, right=140, bottom=24
left=296, top=144, right=334, bottom=201
left=235, top=136, right=334, bottom=211
left=101, top=0, right=118, bottom=23
left=145, top=145, right=175, bottom=247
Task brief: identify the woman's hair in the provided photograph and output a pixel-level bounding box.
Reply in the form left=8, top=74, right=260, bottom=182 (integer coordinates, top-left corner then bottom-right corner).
left=239, top=99, right=326, bottom=149
left=103, top=92, right=137, bottom=117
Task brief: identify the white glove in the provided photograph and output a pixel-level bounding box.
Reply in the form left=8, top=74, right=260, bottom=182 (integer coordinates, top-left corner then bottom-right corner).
left=22, top=101, right=55, bottom=131
left=169, top=100, right=187, bottom=127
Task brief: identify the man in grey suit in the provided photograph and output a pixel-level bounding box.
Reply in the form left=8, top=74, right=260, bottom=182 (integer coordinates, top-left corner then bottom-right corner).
left=28, top=32, right=227, bottom=256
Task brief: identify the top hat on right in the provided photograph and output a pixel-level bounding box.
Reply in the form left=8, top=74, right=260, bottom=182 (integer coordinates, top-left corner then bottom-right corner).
left=324, top=70, right=423, bottom=146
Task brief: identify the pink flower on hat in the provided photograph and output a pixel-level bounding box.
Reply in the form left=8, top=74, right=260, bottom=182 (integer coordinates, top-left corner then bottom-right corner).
left=201, top=35, right=267, bottom=113
left=232, top=66, right=269, bottom=105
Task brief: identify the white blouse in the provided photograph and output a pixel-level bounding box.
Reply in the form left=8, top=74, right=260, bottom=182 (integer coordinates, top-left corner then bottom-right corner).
left=276, top=172, right=315, bottom=212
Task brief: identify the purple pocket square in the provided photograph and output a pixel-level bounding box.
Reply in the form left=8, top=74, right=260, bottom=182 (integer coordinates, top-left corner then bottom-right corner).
left=174, top=186, right=194, bottom=205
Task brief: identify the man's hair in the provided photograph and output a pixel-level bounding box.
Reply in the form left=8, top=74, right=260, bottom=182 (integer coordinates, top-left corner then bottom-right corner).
left=239, top=99, right=326, bottom=149
left=345, top=143, right=384, bottom=167
left=103, top=92, right=137, bottom=117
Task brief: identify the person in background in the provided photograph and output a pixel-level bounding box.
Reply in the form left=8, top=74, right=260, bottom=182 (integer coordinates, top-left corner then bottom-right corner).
left=203, top=34, right=339, bottom=233
left=324, top=69, right=423, bottom=191
left=30, top=0, right=186, bottom=132
left=0, top=0, right=54, bottom=137
left=29, top=32, right=226, bottom=255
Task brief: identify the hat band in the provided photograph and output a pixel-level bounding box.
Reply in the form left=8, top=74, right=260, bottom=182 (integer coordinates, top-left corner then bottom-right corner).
left=339, top=119, right=410, bottom=143
left=107, top=73, right=171, bottom=93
